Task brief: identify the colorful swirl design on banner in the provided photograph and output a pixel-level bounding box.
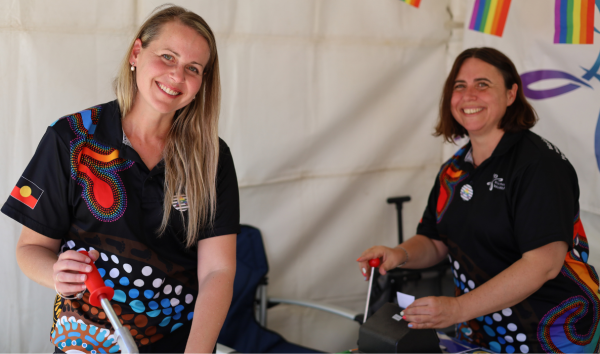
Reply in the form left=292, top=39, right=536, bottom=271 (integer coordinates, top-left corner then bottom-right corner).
left=520, top=38, right=600, bottom=173
left=436, top=147, right=469, bottom=223
left=62, top=107, right=134, bottom=222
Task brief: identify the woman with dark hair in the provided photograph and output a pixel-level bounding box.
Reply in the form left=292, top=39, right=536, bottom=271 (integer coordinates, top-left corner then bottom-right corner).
left=358, top=47, right=599, bottom=353
left=2, top=5, right=239, bottom=353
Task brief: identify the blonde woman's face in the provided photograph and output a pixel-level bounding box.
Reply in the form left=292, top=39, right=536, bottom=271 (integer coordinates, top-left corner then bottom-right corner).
left=130, top=21, right=210, bottom=116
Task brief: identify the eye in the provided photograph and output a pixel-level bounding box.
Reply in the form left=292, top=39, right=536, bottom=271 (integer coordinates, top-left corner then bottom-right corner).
left=162, top=54, right=173, bottom=61
left=187, top=66, right=200, bottom=74
left=476, top=82, right=489, bottom=89
left=453, top=83, right=465, bottom=90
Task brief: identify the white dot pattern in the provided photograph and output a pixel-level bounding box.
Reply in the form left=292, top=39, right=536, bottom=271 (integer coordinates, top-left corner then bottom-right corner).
left=185, top=294, right=194, bottom=304
left=100, top=253, right=108, bottom=262
left=77, top=248, right=86, bottom=252
left=516, top=333, right=526, bottom=342
left=164, top=285, right=172, bottom=294
left=460, top=274, right=466, bottom=282
left=505, top=335, right=513, bottom=343
left=142, top=266, right=152, bottom=276
left=508, top=323, right=517, bottom=332
left=110, top=255, right=119, bottom=264
left=175, top=285, right=183, bottom=295
left=502, top=308, right=512, bottom=317
left=171, top=298, right=180, bottom=307
left=520, top=344, right=529, bottom=353
left=109, top=269, right=120, bottom=278
left=454, top=261, right=460, bottom=270
left=468, top=280, right=475, bottom=289
left=492, top=313, right=502, bottom=322
left=123, top=264, right=132, bottom=273
left=152, top=278, right=163, bottom=288
left=133, top=279, right=144, bottom=287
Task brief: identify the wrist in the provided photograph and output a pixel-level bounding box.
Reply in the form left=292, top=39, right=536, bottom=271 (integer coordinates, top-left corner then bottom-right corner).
left=395, top=246, right=409, bottom=267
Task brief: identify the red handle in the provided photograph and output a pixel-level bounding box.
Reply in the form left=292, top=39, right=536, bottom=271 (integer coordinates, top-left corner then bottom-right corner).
left=79, top=250, right=114, bottom=307
left=369, top=258, right=381, bottom=268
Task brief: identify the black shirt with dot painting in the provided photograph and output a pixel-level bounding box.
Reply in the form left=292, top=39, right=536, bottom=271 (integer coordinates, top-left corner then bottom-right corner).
left=1, top=100, right=241, bottom=353
left=417, top=130, right=600, bottom=354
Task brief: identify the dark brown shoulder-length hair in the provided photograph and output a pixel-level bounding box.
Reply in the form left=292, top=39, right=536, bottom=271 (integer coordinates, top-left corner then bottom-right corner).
left=435, top=47, right=538, bottom=143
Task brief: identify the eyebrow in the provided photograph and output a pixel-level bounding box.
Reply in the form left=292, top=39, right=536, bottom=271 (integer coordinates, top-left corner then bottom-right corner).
left=165, top=48, right=204, bottom=67
left=454, top=78, right=492, bottom=83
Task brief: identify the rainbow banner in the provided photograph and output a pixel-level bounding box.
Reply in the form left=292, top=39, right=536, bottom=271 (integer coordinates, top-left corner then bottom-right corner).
left=554, top=0, right=595, bottom=44
left=469, top=0, right=512, bottom=37
left=400, top=0, right=421, bottom=8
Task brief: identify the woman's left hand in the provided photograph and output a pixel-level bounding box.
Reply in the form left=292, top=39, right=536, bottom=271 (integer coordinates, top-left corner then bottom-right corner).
left=402, top=296, right=462, bottom=329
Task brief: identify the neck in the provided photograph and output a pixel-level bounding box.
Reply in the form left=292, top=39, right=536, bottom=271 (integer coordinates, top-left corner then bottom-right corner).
left=470, top=129, right=504, bottom=167
left=122, top=98, right=174, bottom=144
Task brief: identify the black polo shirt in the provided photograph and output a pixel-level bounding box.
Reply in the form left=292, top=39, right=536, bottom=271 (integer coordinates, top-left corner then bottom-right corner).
left=417, top=130, right=600, bottom=354
left=2, top=100, right=240, bottom=353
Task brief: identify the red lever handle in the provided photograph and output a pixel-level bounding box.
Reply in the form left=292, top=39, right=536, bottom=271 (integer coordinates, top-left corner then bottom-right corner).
left=369, top=258, right=381, bottom=268
left=79, top=250, right=114, bottom=307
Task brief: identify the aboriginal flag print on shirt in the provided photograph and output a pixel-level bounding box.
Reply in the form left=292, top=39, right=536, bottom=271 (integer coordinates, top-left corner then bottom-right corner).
left=10, top=177, right=43, bottom=209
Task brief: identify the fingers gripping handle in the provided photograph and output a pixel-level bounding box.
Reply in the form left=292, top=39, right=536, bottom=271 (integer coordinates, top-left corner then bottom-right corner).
left=368, top=258, right=381, bottom=268
left=78, top=250, right=114, bottom=307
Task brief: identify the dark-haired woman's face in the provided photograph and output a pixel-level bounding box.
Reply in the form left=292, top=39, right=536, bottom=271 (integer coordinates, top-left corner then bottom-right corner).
left=130, top=21, right=210, bottom=117
left=451, top=58, right=517, bottom=138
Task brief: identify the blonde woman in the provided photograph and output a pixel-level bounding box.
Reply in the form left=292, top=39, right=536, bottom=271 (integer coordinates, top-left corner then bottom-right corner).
left=2, top=5, right=238, bottom=353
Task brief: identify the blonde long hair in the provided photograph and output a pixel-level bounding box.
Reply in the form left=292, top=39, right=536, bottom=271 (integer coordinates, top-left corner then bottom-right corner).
left=114, top=5, right=221, bottom=247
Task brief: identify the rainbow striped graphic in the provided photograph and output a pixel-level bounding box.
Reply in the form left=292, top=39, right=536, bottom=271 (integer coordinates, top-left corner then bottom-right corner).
left=469, top=0, right=512, bottom=37
left=555, top=0, right=595, bottom=44
left=400, top=0, right=421, bottom=8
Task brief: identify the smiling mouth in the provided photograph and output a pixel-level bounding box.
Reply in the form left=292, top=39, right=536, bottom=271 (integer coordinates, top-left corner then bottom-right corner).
left=157, top=82, right=181, bottom=96
left=463, top=108, right=483, bottom=114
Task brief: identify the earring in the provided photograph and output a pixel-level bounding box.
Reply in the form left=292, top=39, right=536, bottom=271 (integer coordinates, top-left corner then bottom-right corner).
left=130, top=63, right=135, bottom=71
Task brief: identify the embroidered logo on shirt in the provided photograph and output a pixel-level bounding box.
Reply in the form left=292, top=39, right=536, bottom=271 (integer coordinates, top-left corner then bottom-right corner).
left=487, top=174, right=505, bottom=191
left=172, top=194, right=189, bottom=211
left=10, top=176, right=44, bottom=209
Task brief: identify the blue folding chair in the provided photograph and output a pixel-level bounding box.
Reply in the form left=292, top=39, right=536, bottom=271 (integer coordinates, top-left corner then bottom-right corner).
left=218, top=225, right=359, bottom=353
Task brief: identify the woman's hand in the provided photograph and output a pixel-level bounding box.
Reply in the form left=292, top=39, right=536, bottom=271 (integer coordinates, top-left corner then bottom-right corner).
left=52, top=250, right=99, bottom=296
left=357, top=245, right=406, bottom=280
left=402, top=296, right=462, bottom=329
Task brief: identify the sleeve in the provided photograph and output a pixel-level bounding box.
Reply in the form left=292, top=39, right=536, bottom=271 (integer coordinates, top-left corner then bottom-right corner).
left=416, top=173, right=441, bottom=240
left=512, top=156, right=576, bottom=254
left=1, top=126, right=72, bottom=239
left=203, top=140, right=240, bottom=238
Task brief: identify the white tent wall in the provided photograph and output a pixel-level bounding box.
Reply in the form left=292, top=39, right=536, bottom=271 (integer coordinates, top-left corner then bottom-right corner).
left=1, top=1, right=599, bottom=353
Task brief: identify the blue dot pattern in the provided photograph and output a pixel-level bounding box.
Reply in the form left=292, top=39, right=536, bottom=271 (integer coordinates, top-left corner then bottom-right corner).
left=129, top=289, right=139, bottom=299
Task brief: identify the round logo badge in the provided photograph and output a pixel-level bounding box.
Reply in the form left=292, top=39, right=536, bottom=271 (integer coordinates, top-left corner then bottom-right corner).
left=460, top=184, right=473, bottom=201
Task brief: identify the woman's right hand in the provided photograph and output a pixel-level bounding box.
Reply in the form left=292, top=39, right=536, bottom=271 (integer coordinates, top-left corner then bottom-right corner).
left=357, top=245, right=407, bottom=280
left=53, top=250, right=99, bottom=296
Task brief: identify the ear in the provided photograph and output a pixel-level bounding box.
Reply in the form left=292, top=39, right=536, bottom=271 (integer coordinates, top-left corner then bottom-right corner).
left=506, top=83, right=518, bottom=106
left=129, top=38, right=143, bottom=65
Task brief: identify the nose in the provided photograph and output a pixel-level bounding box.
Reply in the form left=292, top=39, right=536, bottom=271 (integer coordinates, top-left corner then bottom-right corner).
left=463, top=85, right=477, bottom=101
left=170, top=64, right=185, bottom=83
